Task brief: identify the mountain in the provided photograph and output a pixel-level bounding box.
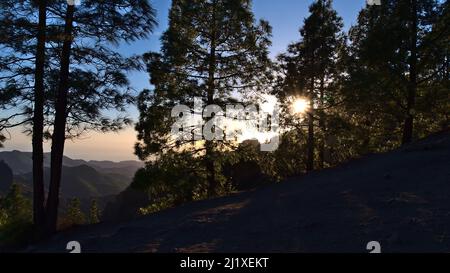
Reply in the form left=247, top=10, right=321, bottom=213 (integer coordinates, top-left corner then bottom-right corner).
left=26, top=130, right=450, bottom=252
left=0, top=151, right=143, bottom=177
left=0, top=151, right=34, bottom=175
left=0, top=160, right=13, bottom=193
left=0, top=151, right=144, bottom=198
left=15, top=165, right=131, bottom=198
left=86, top=160, right=144, bottom=178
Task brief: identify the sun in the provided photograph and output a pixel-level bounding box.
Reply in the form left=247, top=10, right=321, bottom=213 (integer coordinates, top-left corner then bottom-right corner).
left=291, top=97, right=309, bottom=115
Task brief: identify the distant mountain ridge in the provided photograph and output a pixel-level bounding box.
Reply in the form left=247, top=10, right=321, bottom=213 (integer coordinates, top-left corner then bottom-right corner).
left=14, top=165, right=131, bottom=198
left=0, top=150, right=143, bottom=176
left=0, top=151, right=144, bottom=198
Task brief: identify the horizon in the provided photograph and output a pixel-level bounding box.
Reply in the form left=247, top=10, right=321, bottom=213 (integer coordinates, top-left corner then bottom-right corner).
left=0, top=149, right=141, bottom=163
left=1, top=0, right=366, bottom=161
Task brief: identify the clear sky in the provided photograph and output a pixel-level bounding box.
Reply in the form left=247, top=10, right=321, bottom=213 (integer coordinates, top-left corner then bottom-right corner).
left=2, top=0, right=366, bottom=161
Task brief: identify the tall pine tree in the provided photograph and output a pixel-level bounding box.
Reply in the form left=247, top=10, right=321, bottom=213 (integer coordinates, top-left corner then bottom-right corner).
left=135, top=0, right=272, bottom=196
left=1, top=0, right=157, bottom=234
left=44, top=0, right=157, bottom=234
left=345, top=0, right=447, bottom=147
left=278, top=0, right=345, bottom=171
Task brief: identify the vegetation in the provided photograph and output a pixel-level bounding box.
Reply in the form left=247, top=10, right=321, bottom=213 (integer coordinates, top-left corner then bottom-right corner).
left=132, top=0, right=448, bottom=215
left=0, top=0, right=157, bottom=235
left=63, top=198, right=86, bottom=226
left=88, top=199, right=100, bottom=224
left=0, top=184, right=33, bottom=247
left=0, top=0, right=448, bottom=241
left=135, top=0, right=272, bottom=198
left=277, top=0, right=346, bottom=170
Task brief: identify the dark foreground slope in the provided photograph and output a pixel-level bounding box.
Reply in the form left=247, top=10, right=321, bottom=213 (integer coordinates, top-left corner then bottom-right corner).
left=28, top=131, right=450, bottom=253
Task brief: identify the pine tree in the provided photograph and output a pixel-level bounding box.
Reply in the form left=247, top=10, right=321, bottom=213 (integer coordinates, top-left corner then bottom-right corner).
left=278, top=0, right=345, bottom=171
left=0, top=184, right=33, bottom=245
left=88, top=199, right=100, bottom=224
left=135, top=0, right=272, bottom=197
left=65, top=198, right=85, bottom=226
left=1, top=184, right=32, bottom=223
left=32, top=0, right=47, bottom=234
left=1, top=0, right=157, bottom=235
left=0, top=0, right=48, bottom=232
left=44, top=0, right=157, bottom=234
left=346, top=0, right=447, bottom=146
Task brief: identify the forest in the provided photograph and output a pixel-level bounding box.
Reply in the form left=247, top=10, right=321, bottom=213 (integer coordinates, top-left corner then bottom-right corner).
left=0, top=0, right=448, bottom=250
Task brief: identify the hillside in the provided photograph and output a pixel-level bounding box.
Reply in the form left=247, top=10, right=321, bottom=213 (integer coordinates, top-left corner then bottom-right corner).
left=14, top=165, right=131, bottom=198
left=0, top=161, right=13, bottom=193
left=27, top=131, right=450, bottom=252
left=0, top=151, right=144, bottom=198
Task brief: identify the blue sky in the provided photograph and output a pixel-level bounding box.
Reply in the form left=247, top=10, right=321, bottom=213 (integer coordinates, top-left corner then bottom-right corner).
left=3, top=0, right=367, bottom=161
left=120, top=0, right=366, bottom=100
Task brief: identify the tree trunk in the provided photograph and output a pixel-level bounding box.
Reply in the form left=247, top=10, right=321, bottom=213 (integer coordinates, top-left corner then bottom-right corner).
left=205, top=0, right=218, bottom=197
left=306, top=77, right=315, bottom=172
left=205, top=142, right=217, bottom=197
left=318, top=77, right=325, bottom=169
left=402, top=0, right=418, bottom=144
left=45, top=4, right=75, bottom=234
left=32, top=0, right=47, bottom=235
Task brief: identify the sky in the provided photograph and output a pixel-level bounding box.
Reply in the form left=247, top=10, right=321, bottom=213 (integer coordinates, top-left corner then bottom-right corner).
left=2, top=0, right=367, bottom=161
